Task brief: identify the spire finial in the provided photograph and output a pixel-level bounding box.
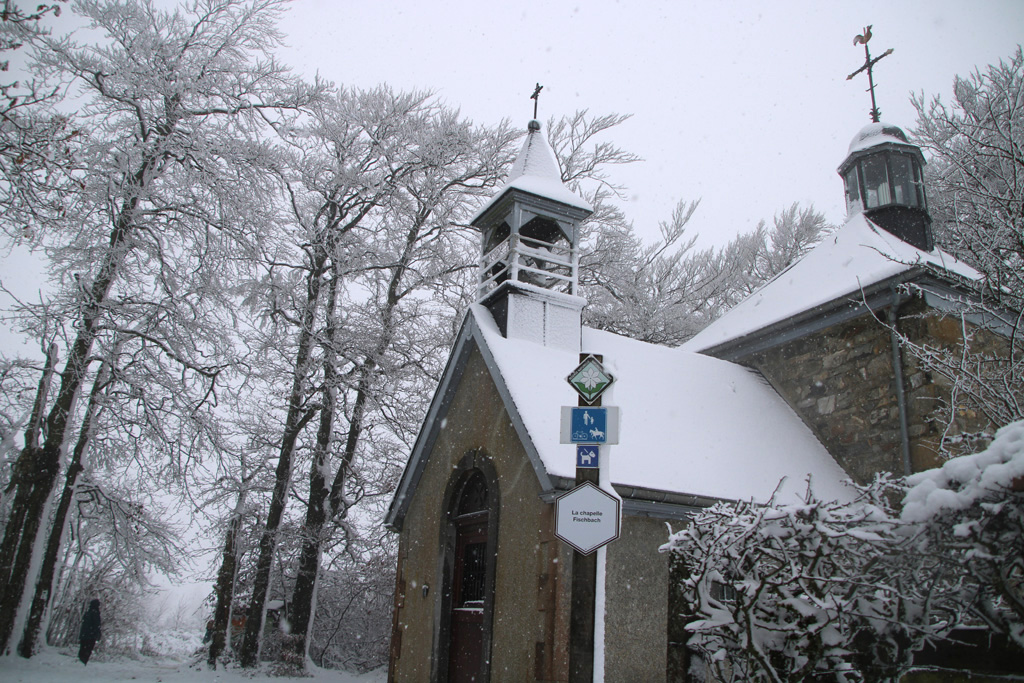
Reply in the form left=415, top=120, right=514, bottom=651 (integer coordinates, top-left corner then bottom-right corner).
left=846, top=25, right=893, bottom=123
left=530, top=83, right=543, bottom=120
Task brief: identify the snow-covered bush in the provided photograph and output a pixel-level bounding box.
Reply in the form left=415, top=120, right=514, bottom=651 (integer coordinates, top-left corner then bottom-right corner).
left=664, top=421, right=1024, bottom=681
left=664, top=479, right=944, bottom=682
left=902, top=420, right=1024, bottom=650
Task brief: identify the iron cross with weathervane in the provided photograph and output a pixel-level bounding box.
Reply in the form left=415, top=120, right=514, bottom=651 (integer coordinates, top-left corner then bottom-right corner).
left=847, top=25, right=893, bottom=123
left=567, top=355, right=614, bottom=405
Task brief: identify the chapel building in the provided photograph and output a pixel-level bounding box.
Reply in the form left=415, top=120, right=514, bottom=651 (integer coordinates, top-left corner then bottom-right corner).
left=384, top=116, right=1004, bottom=682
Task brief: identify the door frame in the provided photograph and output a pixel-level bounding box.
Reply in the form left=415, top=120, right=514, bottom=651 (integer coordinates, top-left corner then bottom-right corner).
left=432, top=451, right=500, bottom=683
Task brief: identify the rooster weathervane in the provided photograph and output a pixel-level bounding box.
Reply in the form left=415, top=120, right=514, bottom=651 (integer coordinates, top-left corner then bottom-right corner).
left=847, top=25, right=894, bottom=123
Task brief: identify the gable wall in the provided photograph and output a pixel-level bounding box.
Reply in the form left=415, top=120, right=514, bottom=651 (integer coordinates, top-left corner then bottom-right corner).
left=390, top=344, right=573, bottom=682
left=745, top=297, right=1006, bottom=483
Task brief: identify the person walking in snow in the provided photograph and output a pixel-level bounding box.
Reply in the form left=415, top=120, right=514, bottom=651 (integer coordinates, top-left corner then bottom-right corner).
left=78, top=599, right=101, bottom=665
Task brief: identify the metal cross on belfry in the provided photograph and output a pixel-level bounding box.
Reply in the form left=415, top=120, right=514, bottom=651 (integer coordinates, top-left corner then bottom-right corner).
left=846, top=25, right=893, bottom=123
left=531, top=83, right=543, bottom=119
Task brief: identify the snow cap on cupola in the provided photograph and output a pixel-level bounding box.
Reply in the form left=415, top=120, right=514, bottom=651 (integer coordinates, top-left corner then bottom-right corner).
left=471, top=119, right=593, bottom=351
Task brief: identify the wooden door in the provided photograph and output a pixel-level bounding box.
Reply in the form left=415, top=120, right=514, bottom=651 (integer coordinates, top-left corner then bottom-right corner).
left=448, top=515, right=487, bottom=682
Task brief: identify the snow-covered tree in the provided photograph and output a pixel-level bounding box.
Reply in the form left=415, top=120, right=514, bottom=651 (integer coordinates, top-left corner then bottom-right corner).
left=0, top=0, right=72, bottom=236
left=0, top=0, right=312, bottom=655
left=909, top=46, right=1024, bottom=443
left=580, top=198, right=717, bottom=346
left=715, top=203, right=835, bottom=310
left=282, top=97, right=517, bottom=668
left=222, top=87, right=518, bottom=669
left=665, top=422, right=1024, bottom=680
left=580, top=198, right=832, bottom=347
left=544, top=112, right=834, bottom=347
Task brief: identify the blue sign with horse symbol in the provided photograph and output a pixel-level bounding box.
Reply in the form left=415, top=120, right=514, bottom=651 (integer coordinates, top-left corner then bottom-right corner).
left=570, top=407, right=607, bottom=443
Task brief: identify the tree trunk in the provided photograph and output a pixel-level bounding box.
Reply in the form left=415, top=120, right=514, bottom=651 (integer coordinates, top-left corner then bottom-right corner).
left=0, top=344, right=57, bottom=588
left=208, top=493, right=246, bottom=669
left=287, top=258, right=341, bottom=666
left=17, top=362, right=109, bottom=658
left=238, top=249, right=327, bottom=668
left=287, top=216, right=422, bottom=663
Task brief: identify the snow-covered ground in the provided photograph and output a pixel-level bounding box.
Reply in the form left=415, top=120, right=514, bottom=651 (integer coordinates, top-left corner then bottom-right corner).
left=0, top=650, right=387, bottom=682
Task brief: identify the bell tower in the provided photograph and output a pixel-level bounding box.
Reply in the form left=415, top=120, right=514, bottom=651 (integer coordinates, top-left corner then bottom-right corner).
left=471, top=119, right=592, bottom=351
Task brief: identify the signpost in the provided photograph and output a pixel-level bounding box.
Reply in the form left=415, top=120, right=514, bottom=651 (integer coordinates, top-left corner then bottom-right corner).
left=560, top=354, right=620, bottom=683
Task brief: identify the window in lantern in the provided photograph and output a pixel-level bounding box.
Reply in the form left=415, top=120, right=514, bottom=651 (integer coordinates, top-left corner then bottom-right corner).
left=844, top=167, right=862, bottom=213
left=912, top=157, right=926, bottom=210
left=890, top=155, right=921, bottom=208
left=862, top=155, right=891, bottom=208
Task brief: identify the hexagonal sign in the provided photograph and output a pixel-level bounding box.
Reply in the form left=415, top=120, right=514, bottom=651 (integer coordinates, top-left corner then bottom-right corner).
left=554, top=481, right=621, bottom=555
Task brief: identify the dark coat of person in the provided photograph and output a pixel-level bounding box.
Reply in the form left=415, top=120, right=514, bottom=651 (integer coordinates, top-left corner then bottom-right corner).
left=78, top=599, right=101, bottom=665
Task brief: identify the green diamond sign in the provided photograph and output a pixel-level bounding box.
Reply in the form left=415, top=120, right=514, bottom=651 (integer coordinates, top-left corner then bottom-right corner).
left=567, top=355, right=614, bottom=405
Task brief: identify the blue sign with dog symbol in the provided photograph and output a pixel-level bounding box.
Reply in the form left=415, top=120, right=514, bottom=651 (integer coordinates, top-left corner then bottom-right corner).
left=576, top=445, right=599, bottom=468
left=570, top=407, right=607, bottom=443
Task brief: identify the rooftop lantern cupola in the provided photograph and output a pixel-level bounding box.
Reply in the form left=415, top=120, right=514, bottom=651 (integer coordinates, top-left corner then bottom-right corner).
left=838, top=122, right=932, bottom=250
left=840, top=26, right=933, bottom=251
left=470, top=112, right=593, bottom=351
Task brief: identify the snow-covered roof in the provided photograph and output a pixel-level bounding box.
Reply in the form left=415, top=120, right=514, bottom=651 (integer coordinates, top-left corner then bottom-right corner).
left=471, top=121, right=593, bottom=223
left=386, top=303, right=853, bottom=530
left=473, top=305, right=850, bottom=504
left=684, top=213, right=979, bottom=355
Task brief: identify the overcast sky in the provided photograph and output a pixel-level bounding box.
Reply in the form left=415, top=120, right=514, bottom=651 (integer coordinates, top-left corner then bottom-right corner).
left=273, top=0, right=1023, bottom=245
left=3, top=1, right=1023, bottom=353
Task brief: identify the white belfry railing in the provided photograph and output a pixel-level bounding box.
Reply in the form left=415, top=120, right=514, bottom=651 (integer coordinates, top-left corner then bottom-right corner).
left=477, top=233, right=577, bottom=300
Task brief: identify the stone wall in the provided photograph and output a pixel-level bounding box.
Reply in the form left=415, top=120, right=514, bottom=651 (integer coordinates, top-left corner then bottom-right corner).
left=896, top=299, right=1012, bottom=470
left=745, top=295, right=1009, bottom=483
left=747, top=309, right=905, bottom=484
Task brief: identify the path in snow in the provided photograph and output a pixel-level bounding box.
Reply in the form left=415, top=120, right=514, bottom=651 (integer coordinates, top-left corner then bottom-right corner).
left=0, top=650, right=387, bottom=682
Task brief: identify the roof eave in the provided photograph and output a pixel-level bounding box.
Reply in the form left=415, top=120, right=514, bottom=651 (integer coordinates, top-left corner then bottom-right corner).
left=540, top=475, right=722, bottom=522
left=471, top=185, right=593, bottom=230
left=698, top=266, right=990, bottom=362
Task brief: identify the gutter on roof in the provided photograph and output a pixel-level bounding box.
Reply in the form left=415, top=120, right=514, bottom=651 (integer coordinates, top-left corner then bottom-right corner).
left=917, top=282, right=1017, bottom=339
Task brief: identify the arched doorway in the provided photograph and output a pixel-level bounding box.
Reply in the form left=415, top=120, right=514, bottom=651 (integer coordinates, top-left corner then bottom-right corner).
left=436, top=454, right=499, bottom=683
